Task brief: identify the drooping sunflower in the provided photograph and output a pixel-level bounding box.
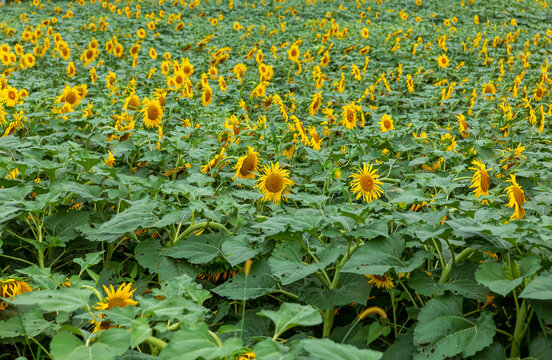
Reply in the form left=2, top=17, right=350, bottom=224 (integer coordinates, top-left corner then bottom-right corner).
left=366, top=275, right=394, bottom=290
left=94, top=283, right=138, bottom=311
left=482, top=81, right=496, bottom=96
left=140, top=98, right=163, bottom=128
left=349, top=163, right=384, bottom=203
left=379, top=114, right=394, bottom=133
left=308, top=91, right=323, bottom=116
left=255, top=162, right=294, bottom=204
left=234, top=146, right=259, bottom=179
left=505, top=175, right=526, bottom=220
left=469, top=159, right=491, bottom=199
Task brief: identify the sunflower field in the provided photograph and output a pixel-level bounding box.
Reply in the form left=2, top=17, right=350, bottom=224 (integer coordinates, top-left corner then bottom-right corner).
left=1, top=0, right=552, bottom=358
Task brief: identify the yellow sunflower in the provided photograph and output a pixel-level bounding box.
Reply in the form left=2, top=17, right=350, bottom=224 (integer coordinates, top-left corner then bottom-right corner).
left=140, top=98, right=163, bottom=128
left=94, top=283, right=138, bottom=311
left=288, top=44, right=300, bottom=62
left=379, top=114, right=394, bottom=133
left=505, top=175, right=525, bottom=220
left=255, top=162, right=294, bottom=204
left=436, top=53, right=449, bottom=68
left=349, top=163, right=384, bottom=203
left=469, top=159, right=491, bottom=199
left=0, top=279, right=32, bottom=310
left=234, top=146, right=259, bottom=179
left=366, top=275, right=394, bottom=290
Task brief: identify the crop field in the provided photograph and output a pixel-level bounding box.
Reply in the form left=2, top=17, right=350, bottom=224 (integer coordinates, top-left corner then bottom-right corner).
left=1, top=0, right=552, bottom=359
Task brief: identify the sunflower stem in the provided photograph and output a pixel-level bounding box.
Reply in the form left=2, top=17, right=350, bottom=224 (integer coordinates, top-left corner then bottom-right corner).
left=439, top=247, right=474, bottom=284
left=144, top=336, right=167, bottom=350
left=172, top=221, right=231, bottom=245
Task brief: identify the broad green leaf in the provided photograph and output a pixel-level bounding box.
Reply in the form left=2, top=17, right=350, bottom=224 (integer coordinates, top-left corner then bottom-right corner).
left=130, top=318, right=152, bottom=348
left=268, top=241, right=321, bottom=285
left=258, top=302, right=322, bottom=339
left=165, top=233, right=224, bottom=264
left=341, top=235, right=430, bottom=276
left=414, top=295, right=495, bottom=360
left=159, top=323, right=241, bottom=360
left=11, top=288, right=92, bottom=312
left=530, top=336, right=552, bottom=360
left=253, top=339, right=296, bottom=360
left=213, top=260, right=275, bottom=300
left=221, top=234, right=261, bottom=266
left=0, top=309, right=53, bottom=338
left=474, top=263, right=523, bottom=297
left=77, top=202, right=158, bottom=242
left=299, top=338, right=382, bottom=360
left=519, top=271, right=552, bottom=300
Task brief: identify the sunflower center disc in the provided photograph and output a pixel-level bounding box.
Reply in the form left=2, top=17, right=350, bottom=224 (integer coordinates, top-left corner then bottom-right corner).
left=265, top=173, right=284, bottom=193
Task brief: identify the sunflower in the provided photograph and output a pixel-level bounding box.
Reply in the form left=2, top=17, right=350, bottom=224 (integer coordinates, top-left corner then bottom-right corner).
left=505, top=174, right=525, bottom=220
left=94, top=283, right=138, bottom=310
left=341, top=102, right=360, bottom=129
left=436, top=53, right=449, bottom=68
left=349, top=163, right=384, bottom=203
left=3, top=86, right=19, bottom=107
left=104, top=150, right=116, bottom=167
left=406, top=74, right=414, bottom=93
left=201, top=84, right=213, bottom=106
left=181, top=58, right=194, bottom=77
left=361, top=27, right=369, bottom=39
left=234, top=146, right=259, bottom=179
left=288, top=44, right=300, bottom=62
left=309, top=91, right=322, bottom=116
left=67, top=61, right=76, bottom=77
left=366, top=275, right=394, bottom=290
left=140, top=98, right=163, bottom=128
left=469, top=159, right=491, bottom=199
left=482, top=81, right=496, bottom=95
left=534, top=84, right=545, bottom=101
left=255, top=162, right=294, bottom=204
left=123, top=92, right=140, bottom=111
left=0, top=279, right=32, bottom=310
left=59, top=85, right=82, bottom=107
left=379, top=114, right=394, bottom=133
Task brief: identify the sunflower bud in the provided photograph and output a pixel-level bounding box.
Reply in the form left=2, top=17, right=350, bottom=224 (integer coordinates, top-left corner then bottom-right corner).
left=358, top=306, right=387, bottom=320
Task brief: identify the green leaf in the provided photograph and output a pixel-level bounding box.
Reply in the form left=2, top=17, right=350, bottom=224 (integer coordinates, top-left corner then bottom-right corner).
left=221, top=234, right=261, bottom=266
left=74, top=251, right=104, bottom=275
left=298, top=274, right=372, bottom=310
left=165, top=233, right=224, bottom=264
left=268, top=241, right=321, bottom=285
left=78, top=202, right=158, bottom=242
left=0, top=309, right=53, bottom=338
left=474, top=263, right=523, bottom=297
left=530, top=336, right=552, bottom=360
left=159, top=323, right=241, bottom=360
left=130, top=318, right=152, bottom=348
left=341, top=235, right=430, bottom=276
left=253, top=339, right=296, bottom=360
left=258, top=302, right=322, bottom=339
left=299, top=338, right=382, bottom=360
left=519, top=271, right=552, bottom=300
left=213, top=260, right=275, bottom=300
left=11, top=288, right=92, bottom=312
left=413, top=295, right=495, bottom=360
left=50, top=329, right=129, bottom=360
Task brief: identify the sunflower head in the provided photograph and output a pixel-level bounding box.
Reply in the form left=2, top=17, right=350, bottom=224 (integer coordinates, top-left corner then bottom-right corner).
left=255, top=162, right=294, bottom=204
left=379, top=114, right=394, bottom=133
left=141, top=98, right=163, bottom=128
left=94, top=282, right=138, bottom=311
left=349, top=163, right=384, bottom=203
left=366, top=274, right=394, bottom=290
left=469, top=159, right=490, bottom=198
left=437, top=54, right=449, bottom=68
left=505, top=174, right=525, bottom=220
left=234, top=146, right=259, bottom=179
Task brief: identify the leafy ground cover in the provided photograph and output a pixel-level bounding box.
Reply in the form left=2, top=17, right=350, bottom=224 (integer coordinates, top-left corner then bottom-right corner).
left=1, top=0, right=552, bottom=359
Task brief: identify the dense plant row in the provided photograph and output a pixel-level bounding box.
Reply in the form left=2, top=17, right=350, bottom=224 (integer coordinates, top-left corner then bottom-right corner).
left=1, top=0, right=552, bottom=359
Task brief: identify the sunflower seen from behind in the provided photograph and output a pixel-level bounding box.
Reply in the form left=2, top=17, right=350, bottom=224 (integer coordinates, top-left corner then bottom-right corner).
left=349, top=163, right=384, bottom=203
left=255, top=162, right=294, bottom=204
left=234, top=146, right=259, bottom=180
